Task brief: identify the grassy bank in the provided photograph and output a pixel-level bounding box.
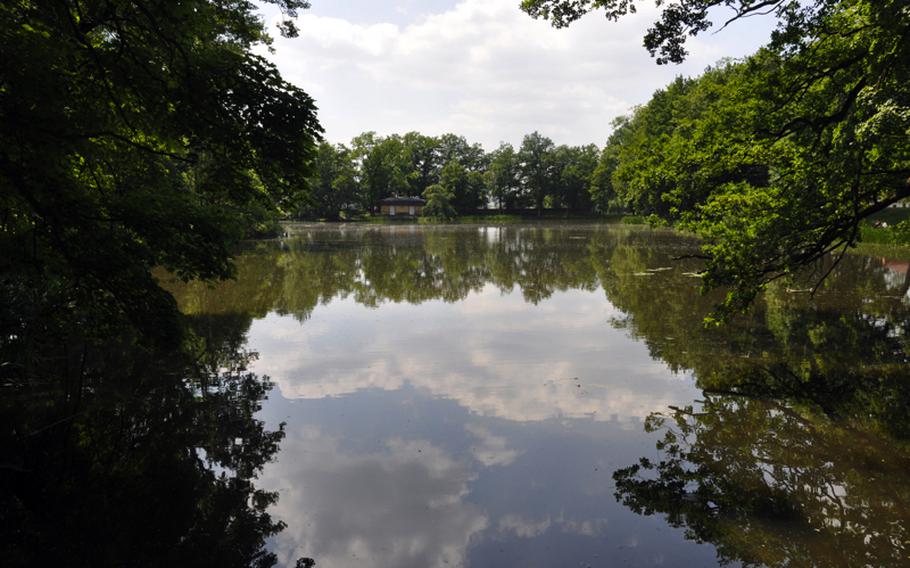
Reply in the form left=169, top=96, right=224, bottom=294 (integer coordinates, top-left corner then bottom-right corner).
left=341, top=211, right=611, bottom=224
left=852, top=242, right=910, bottom=261
left=859, top=208, right=910, bottom=246
left=617, top=214, right=650, bottom=225
left=287, top=213, right=673, bottom=229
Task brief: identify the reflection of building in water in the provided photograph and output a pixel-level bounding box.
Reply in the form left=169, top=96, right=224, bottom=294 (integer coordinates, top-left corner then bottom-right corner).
left=879, top=257, right=910, bottom=299
left=480, top=225, right=501, bottom=245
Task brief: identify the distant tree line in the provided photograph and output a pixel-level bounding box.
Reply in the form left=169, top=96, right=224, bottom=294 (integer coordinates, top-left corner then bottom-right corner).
left=298, top=131, right=605, bottom=219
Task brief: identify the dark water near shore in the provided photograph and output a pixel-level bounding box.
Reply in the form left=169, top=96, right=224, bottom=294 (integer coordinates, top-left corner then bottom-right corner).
left=168, top=222, right=910, bottom=568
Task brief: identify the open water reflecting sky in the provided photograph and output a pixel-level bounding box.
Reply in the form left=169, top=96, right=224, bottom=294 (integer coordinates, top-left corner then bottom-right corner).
left=168, top=223, right=910, bottom=567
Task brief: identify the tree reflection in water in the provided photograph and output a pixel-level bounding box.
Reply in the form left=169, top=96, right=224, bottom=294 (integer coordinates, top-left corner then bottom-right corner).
left=612, top=279, right=910, bottom=567
left=614, top=387, right=910, bottom=567
left=165, top=224, right=910, bottom=566
left=0, top=311, right=288, bottom=567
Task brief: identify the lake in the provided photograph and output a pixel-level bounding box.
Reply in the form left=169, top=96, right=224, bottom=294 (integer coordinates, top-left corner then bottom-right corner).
left=168, top=222, right=910, bottom=568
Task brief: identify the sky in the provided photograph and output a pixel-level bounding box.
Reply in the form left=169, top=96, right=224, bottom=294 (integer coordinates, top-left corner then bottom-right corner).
left=257, top=0, right=777, bottom=149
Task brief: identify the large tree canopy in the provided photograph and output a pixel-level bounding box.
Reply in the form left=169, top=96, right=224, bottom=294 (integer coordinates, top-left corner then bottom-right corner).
left=0, top=0, right=322, bottom=340
left=521, top=0, right=849, bottom=64
left=524, top=0, right=910, bottom=315
left=1, top=5, right=319, bottom=564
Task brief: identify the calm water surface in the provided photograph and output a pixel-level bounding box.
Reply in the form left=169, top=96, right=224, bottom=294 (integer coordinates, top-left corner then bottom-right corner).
left=171, top=223, right=910, bottom=567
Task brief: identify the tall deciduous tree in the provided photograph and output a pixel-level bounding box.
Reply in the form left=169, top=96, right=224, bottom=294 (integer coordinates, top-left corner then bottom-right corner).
left=437, top=133, right=486, bottom=173
left=590, top=116, right=632, bottom=213
left=353, top=133, right=409, bottom=210
left=304, top=142, right=359, bottom=220
left=485, top=143, right=521, bottom=210
left=518, top=132, right=557, bottom=215
left=552, top=144, right=599, bottom=211
left=439, top=159, right=476, bottom=214
left=401, top=131, right=442, bottom=196
left=0, top=0, right=322, bottom=339
left=421, top=183, right=457, bottom=220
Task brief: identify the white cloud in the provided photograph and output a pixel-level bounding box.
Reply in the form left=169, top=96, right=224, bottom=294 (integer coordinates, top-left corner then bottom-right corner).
left=261, top=0, right=772, bottom=148
left=495, top=512, right=610, bottom=539
left=262, top=427, right=488, bottom=568
left=497, top=514, right=551, bottom=538
left=465, top=423, right=521, bottom=467
left=248, top=286, right=700, bottom=424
